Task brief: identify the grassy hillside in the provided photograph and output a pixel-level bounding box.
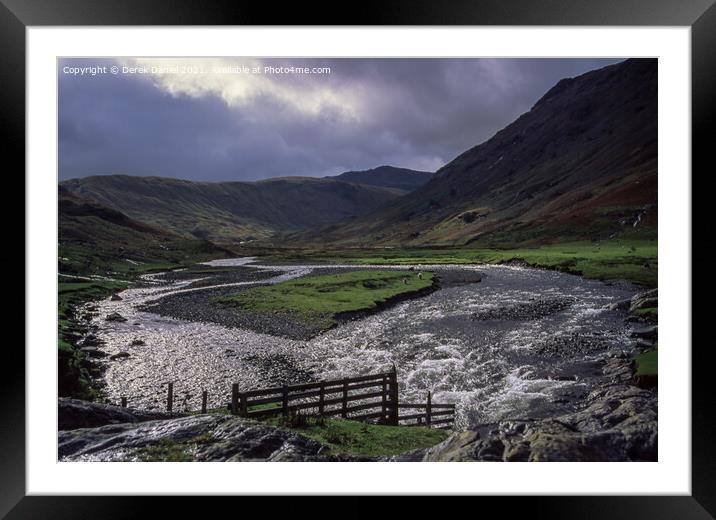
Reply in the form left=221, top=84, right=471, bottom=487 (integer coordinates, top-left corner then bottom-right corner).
left=295, top=59, right=657, bottom=249
left=60, top=174, right=405, bottom=245
left=58, top=187, right=229, bottom=399
left=59, top=186, right=228, bottom=276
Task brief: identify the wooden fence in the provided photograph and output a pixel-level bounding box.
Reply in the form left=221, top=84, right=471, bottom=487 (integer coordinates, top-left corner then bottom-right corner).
left=120, top=367, right=456, bottom=429
left=398, top=394, right=457, bottom=429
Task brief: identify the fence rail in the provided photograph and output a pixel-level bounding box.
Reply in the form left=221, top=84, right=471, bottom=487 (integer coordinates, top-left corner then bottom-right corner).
left=119, top=367, right=456, bottom=430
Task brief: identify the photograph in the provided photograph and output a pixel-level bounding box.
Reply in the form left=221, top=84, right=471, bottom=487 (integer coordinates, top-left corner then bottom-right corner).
left=56, top=56, right=659, bottom=463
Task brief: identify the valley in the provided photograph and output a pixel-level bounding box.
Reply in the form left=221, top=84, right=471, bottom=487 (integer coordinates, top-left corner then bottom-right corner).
left=60, top=166, right=429, bottom=245
left=56, top=58, right=659, bottom=462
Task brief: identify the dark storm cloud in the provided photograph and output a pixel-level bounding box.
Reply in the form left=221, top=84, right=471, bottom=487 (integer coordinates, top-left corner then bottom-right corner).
left=58, top=57, right=622, bottom=181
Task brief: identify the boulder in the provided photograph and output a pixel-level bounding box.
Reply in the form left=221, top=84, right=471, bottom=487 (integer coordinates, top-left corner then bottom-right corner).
left=80, top=347, right=106, bottom=358
left=58, top=398, right=176, bottom=431
left=110, top=294, right=123, bottom=301
left=110, top=351, right=131, bottom=360
left=105, top=312, right=127, bottom=322
left=629, top=289, right=657, bottom=312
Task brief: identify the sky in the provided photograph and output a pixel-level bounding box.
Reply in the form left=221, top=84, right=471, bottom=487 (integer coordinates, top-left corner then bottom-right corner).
left=58, top=57, right=623, bottom=182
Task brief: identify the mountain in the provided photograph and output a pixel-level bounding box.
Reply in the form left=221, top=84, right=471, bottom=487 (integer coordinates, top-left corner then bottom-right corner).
left=300, top=59, right=657, bottom=248
left=326, top=166, right=433, bottom=193
left=58, top=186, right=227, bottom=275
left=60, top=175, right=405, bottom=245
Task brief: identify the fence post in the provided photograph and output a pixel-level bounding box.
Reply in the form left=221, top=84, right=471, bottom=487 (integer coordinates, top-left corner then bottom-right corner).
left=166, top=382, right=173, bottom=413
left=120, top=396, right=127, bottom=408
left=318, top=382, right=325, bottom=416
left=282, top=385, right=289, bottom=416
left=239, top=392, right=248, bottom=417
left=341, top=378, right=348, bottom=418
left=231, top=383, right=239, bottom=415
left=388, top=366, right=399, bottom=425
left=201, top=390, right=207, bottom=414
left=426, top=391, right=432, bottom=427
left=381, top=374, right=388, bottom=424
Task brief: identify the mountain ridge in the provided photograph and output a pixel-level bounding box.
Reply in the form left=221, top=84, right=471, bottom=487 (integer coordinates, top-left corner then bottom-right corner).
left=295, top=58, right=657, bottom=247
left=60, top=173, right=411, bottom=244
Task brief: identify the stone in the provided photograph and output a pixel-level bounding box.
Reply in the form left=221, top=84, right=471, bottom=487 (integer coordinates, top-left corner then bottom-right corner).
left=105, top=312, right=127, bottom=322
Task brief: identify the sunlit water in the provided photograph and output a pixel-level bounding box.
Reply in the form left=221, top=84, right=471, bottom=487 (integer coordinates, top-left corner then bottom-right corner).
left=82, top=258, right=638, bottom=429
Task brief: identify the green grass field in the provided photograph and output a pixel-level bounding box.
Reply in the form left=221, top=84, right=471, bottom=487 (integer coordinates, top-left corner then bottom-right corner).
left=262, top=238, right=657, bottom=287
left=265, top=415, right=449, bottom=457
left=215, top=270, right=435, bottom=329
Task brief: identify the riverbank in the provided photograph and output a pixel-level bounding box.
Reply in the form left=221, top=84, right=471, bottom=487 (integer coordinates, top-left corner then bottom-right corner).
left=59, top=280, right=129, bottom=399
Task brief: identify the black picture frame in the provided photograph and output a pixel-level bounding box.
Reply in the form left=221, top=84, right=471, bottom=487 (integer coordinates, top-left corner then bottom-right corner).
left=5, top=0, right=710, bottom=515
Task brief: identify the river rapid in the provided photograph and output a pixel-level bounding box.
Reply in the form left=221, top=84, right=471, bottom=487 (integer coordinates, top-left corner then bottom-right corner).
left=80, top=258, right=640, bottom=429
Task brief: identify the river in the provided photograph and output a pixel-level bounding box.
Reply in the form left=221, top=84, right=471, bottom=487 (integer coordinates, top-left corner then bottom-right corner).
left=81, top=258, right=639, bottom=429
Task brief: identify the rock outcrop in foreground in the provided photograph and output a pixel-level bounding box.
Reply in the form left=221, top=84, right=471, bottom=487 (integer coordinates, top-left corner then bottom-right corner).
left=401, top=359, right=657, bottom=462
left=59, top=399, right=331, bottom=462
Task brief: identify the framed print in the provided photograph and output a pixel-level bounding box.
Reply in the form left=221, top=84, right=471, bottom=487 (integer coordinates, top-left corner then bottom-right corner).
left=6, top=0, right=711, bottom=514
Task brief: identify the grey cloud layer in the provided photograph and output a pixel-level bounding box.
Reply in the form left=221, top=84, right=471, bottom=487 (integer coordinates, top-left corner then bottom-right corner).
left=59, top=58, right=622, bottom=181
